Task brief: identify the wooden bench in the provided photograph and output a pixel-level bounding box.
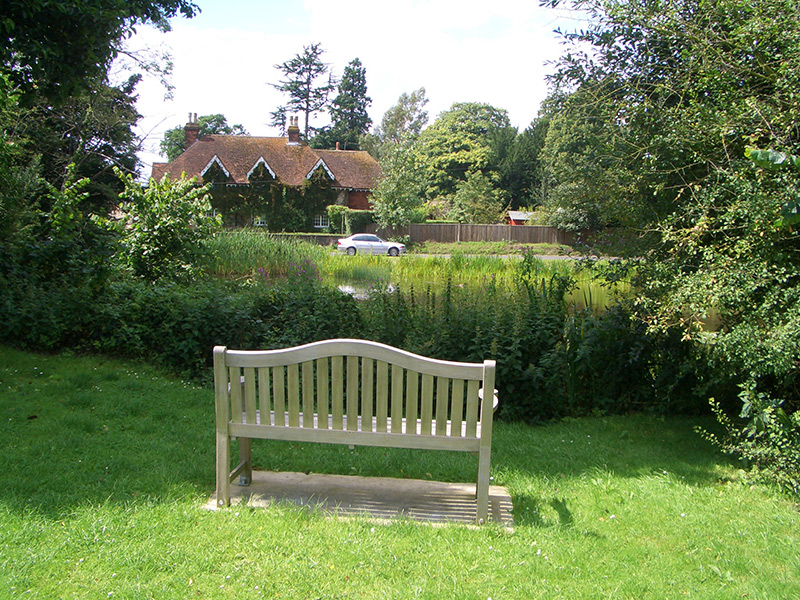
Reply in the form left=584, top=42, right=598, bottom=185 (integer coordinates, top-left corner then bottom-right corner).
left=214, top=339, right=498, bottom=524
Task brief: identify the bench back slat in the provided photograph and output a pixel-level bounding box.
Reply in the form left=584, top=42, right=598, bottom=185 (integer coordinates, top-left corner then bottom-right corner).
left=244, top=367, right=257, bottom=424
left=450, top=379, right=465, bottom=437
left=316, top=358, right=329, bottom=429
left=390, top=365, right=404, bottom=434
left=230, top=367, right=243, bottom=424
left=465, top=380, right=480, bottom=437
left=405, top=370, right=419, bottom=429
left=420, top=373, right=434, bottom=435
left=257, top=367, right=269, bottom=422
left=435, top=376, right=450, bottom=436
left=331, top=356, right=344, bottom=430
left=347, top=356, right=359, bottom=432
left=273, top=365, right=285, bottom=426
left=302, top=361, right=314, bottom=428
left=287, top=364, right=300, bottom=427
left=362, top=357, right=374, bottom=428
left=375, top=360, right=389, bottom=433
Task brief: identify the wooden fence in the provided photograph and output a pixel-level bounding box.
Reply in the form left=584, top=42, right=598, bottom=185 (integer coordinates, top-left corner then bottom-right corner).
left=366, top=223, right=575, bottom=245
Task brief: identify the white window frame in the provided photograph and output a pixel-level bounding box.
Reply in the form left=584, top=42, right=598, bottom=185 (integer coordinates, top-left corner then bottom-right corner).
left=313, top=213, right=330, bottom=229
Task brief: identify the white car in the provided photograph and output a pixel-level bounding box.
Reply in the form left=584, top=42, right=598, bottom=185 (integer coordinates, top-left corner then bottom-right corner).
left=337, top=234, right=406, bottom=256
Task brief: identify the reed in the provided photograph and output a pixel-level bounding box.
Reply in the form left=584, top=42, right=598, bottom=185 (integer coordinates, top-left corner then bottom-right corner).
left=202, top=230, right=327, bottom=279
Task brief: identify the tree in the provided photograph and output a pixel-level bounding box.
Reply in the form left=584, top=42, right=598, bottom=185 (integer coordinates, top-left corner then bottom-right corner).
left=495, top=115, right=550, bottom=209
left=0, top=0, right=199, bottom=104
left=364, top=88, right=429, bottom=158
left=312, top=58, right=372, bottom=150
left=416, top=102, right=511, bottom=214
left=270, top=43, right=335, bottom=139
left=539, top=87, right=637, bottom=230
left=159, top=113, right=248, bottom=161
left=448, top=170, right=507, bottom=224
left=371, top=139, right=427, bottom=230
left=544, top=0, right=800, bottom=489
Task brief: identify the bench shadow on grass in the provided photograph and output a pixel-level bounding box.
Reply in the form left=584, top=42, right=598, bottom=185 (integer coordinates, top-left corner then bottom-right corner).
left=493, top=416, right=731, bottom=527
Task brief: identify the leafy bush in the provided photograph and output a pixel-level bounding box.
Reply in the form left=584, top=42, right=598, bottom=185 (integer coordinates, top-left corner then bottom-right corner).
left=0, top=172, right=117, bottom=350
left=700, top=388, right=800, bottom=496
left=115, top=171, right=222, bottom=281
left=326, top=206, right=374, bottom=235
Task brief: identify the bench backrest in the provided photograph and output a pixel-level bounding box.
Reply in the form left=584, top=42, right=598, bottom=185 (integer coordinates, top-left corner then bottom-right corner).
left=214, top=339, right=496, bottom=440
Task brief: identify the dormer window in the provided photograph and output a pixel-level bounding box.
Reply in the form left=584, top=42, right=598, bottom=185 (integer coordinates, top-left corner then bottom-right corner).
left=306, top=159, right=335, bottom=181
left=201, top=155, right=230, bottom=184
left=247, top=157, right=276, bottom=184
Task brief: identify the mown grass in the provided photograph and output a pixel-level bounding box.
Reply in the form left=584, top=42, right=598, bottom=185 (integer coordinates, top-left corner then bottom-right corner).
left=2, top=346, right=798, bottom=599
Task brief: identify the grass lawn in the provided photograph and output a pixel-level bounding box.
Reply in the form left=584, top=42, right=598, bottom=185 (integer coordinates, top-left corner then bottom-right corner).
left=1, top=346, right=797, bottom=599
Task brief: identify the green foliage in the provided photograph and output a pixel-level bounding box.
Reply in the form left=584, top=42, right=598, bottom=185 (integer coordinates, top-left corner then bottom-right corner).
left=325, top=205, right=374, bottom=234
left=701, top=391, right=800, bottom=496
left=363, top=87, right=429, bottom=159
left=499, top=116, right=551, bottom=209
left=541, top=0, right=800, bottom=231
left=270, top=43, right=334, bottom=138
left=200, top=230, right=328, bottom=279
left=91, top=277, right=360, bottom=376
left=115, top=170, right=222, bottom=281
left=371, top=139, right=427, bottom=229
left=447, top=170, right=507, bottom=224
left=359, top=256, right=702, bottom=422
left=0, top=170, right=118, bottom=350
left=159, top=113, right=248, bottom=161
left=545, top=0, right=800, bottom=490
left=417, top=102, right=512, bottom=202
left=1, top=0, right=199, bottom=103
left=311, top=58, right=372, bottom=150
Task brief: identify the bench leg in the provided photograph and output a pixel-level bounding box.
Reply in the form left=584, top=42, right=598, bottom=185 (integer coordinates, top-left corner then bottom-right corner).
left=476, top=448, right=491, bottom=525
left=216, top=431, right=230, bottom=507
left=238, top=437, right=252, bottom=486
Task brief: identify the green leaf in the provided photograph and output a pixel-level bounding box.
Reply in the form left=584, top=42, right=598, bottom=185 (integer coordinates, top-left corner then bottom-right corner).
left=745, top=147, right=799, bottom=171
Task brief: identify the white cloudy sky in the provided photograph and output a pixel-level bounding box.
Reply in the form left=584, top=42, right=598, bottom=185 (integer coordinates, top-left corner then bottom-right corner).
left=123, top=0, right=585, bottom=174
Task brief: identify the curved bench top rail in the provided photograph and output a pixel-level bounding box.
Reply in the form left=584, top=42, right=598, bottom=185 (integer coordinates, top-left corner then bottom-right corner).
left=217, top=339, right=494, bottom=380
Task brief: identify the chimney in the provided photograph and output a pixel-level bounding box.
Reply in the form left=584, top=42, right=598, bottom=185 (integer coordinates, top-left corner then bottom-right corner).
left=184, top=112, right=200, bottom=149
left=335, top=142, right=340, bottom=151
left=287, top=116, right=301, bottom=145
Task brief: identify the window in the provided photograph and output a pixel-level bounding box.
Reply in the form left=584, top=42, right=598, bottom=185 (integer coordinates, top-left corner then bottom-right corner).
left=313, top=213, right=330, bottom=229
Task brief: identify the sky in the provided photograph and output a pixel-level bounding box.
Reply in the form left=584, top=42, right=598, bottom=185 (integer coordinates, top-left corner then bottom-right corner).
left=124, top=0, right=585, bottom=175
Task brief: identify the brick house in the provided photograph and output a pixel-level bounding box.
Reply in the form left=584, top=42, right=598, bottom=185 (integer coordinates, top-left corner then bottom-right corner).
left=151, top=115, right=381, bottom=229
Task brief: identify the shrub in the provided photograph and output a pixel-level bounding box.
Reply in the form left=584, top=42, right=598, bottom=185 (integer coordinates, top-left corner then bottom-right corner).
left=115, top=171, right=222, bottom=281
left=326, top=206, right=374, bottom=235
left=700, top=386, right=800, bottom=496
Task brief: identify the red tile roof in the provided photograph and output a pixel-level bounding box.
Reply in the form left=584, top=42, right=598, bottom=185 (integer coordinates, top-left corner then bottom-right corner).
left=150, top=135, right=381, bottom=190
